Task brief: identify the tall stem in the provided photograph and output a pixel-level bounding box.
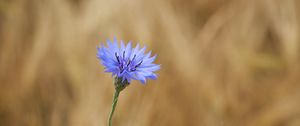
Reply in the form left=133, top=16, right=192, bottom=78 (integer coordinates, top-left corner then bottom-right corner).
left=108, top=90, right=120, bottom=126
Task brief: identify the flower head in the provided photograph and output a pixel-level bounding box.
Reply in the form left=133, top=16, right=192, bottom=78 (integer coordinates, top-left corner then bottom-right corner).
left=97, top=38, right=160, bottom=84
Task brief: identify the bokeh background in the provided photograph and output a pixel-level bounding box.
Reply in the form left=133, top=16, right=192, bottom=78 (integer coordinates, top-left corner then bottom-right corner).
left=1, top=0, right=300, bottom=126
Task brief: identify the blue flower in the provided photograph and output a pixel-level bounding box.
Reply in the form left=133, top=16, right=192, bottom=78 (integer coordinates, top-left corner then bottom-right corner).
left=97, top=38, right=160, bottom=84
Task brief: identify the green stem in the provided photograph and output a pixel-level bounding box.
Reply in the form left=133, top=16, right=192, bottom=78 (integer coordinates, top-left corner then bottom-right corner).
left=108, top=90, right=120, bottom=126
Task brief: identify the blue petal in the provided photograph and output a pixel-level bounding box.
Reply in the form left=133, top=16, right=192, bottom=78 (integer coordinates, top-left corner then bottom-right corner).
left=120, top=40, right=125, bottom=57
left=138, top=65, right=160, bottom=72
left=147, top=74, right=158, bottom=80
left=142, top=54, right=157, bottom=64
left=113, top=39, right=119, bottom=53
left=130, top=43, right=140, bottom=59
left=125, top=42, right=132, bottom=59
left=137, top=74, right=146, bottom=84
left=144, top=51, right=152, bottom=58
left=135, top=46, right=147, bottom=62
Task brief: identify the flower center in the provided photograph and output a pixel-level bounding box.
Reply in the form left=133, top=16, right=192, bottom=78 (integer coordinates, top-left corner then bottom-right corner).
left=115, top=52, right=143, bottom=73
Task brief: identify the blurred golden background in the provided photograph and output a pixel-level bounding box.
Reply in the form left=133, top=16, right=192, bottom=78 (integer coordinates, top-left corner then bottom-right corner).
left=1, top=0, right=300, bottom=126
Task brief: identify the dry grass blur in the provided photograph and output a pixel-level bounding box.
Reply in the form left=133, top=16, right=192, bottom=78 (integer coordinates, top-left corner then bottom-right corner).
left=1, top=0, right=300, bottom=125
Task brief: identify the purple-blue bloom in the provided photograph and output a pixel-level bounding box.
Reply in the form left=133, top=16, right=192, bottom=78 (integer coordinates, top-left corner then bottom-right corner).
left=97, top=38, right=160, bottom=84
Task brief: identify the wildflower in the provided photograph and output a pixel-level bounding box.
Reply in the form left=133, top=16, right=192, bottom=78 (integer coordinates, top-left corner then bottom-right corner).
left=97, top=38, right=160, bottom=85
left=97, top=38, right=160, bottom=126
